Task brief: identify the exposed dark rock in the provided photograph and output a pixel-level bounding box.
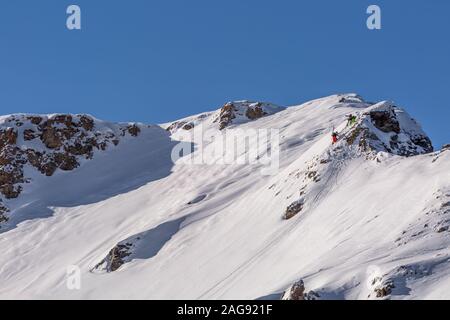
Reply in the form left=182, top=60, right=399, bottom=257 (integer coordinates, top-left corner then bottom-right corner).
left=346, top=107, right=433, bottom=157
left=166, top=121, right=187, bottom=133
left=54, top=153, right=79, bottom=171
left=283, top=200, right=304, bottom=220
left=370, top=111, right=400, bottom=134
left=411, top=136, right=433, bottom=154
left=245, top=103, right=267, bottom=120
left=0, top=201, right=8, bottom=224
left=65, top=142, right=94, bottom=157
left=0, top=128, right=18, bottom=148
left=27, top=116, right=42, bottom=125
left=216, top=103, right=236, bottom=130
left=374, top=280, right=395, bottom=298
left=436, top=226, right=449, bottom=233
left=282, top=280, right=305, bottom=300
left=0, top=184, right=22, bottom=199
left=0, top=153, right=25, bottom=199
left=94, top=243, right=133, bottom=273
left=0, top=114, right=139, bottom=211
left=182, top=123, right=194, bottom=130
left=127, top=124, right=141, bottom=137
left=41, top=127, right=62, bottom=149
left=346, top=127, right=364, bottom=146
left=79, top=115, right=94, bottom=131
left=23, top=129, right=37, bottom=141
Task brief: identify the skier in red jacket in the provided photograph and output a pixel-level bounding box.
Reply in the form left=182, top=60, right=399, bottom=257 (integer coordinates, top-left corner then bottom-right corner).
left=332, top=132, right=338, bottom=144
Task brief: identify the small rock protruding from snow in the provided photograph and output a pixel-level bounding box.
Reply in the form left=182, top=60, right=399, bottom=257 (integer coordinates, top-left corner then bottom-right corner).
left=283, top=199, right=304, bottom=220
left=93, top=243, right=134, bottom=273
left=282, top=280, right=306, bottom=300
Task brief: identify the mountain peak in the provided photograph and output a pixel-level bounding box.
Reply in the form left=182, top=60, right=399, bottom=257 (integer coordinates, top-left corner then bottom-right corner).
left=165, top=100, right=284, bottom=134
left=342, top=102, right=433, bottom=156
left=1, top=95, right=448, bottom=300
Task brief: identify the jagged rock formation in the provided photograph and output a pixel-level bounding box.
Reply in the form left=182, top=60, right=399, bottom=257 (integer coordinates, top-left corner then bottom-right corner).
left=0, top=200, right=8, bottom=224
left=283, top=200, right=304, bottom=220
left=0, top=114, right=142, bottom=227
left=165, top=100, right=284, bottom=135
left=166, top=120, right=196, bottom=133
left=281, top=280, right=320, bottom=300
left=282, top=280, right=306, bottom=300
left=93, top=243, right=134, bottom=273
left=213, top=101, right=281, bottom=130
left=345, top=102, right=433, bottom=157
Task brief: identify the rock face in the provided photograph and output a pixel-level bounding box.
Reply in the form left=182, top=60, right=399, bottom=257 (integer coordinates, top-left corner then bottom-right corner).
left=345, top=102, right=433, bottom=157
left=213, top=101, right=283, bottom=130
left=0, top=201, right=8, bottom=224
left=0, top=114, right=142, bottom=227
left=282, top=280, right=305, bottom=300
left=283, top=200, right=304, bottom=220
left=369, top=110, right=401, bottom=134
left=216, top=103, right=237, bottom=130
left=164, top=100, right=283, bottom=136
left=93, top=243, right=133, bottom=273
left=166, top=121, right=195, bottom=133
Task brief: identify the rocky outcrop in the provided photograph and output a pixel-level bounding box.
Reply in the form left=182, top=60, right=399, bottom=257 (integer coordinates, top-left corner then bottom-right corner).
left=216, top=103, right=236, bottom=130
left=0, top=114, right=142, bottom=226
left=0, top=200, right=9, bottom=224
left=369, top=110, right=400, bottom=134
left=281, top=280, right=320, bottom=300
left=283, top=200, right=304, bottom=220
left=166, top=121, right=195, bottom=133
left=371, top=276, right=395, bottom=298
left=282, top=280, right=305, bottom=300
left=23, top=129, right=37, bottom=141
left=93, top=243, right=133, bottom=273
left=345, top=103, right=433, bottom=157
left=213, top=101, right=282, bottom=130
left=165, top=100, right=282, bottom=135
left=126, top=124, right=141, bottom=137
left=0, top=128, right=18, bottom=147
left=245, top=103, right=267, bottom=120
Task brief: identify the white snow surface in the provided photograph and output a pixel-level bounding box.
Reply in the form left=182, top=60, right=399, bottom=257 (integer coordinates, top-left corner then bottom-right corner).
left=0, top=94, right=449, bottom=300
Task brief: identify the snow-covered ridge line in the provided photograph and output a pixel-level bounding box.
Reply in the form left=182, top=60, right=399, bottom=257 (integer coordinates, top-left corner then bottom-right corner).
left=165, top=100, right=285, bottom=135
left=1, top=93, right=449, bottom=300
left=0, top=113, right=147, bottom=226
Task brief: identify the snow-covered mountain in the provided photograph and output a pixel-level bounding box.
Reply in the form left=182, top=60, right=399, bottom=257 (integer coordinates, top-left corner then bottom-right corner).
left=0, top=94, right=449, bottom=300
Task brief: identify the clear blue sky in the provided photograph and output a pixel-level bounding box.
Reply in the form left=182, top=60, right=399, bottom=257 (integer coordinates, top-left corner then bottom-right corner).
left=0, top=0, right=449, bottom=147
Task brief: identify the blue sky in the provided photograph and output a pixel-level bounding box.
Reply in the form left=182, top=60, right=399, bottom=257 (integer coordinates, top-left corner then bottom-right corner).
left=0, top=0, right=449, bottom=147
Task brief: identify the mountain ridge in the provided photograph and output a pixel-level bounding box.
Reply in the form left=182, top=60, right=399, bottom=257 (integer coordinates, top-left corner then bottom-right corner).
left=0, top=93, right=449, bottom=300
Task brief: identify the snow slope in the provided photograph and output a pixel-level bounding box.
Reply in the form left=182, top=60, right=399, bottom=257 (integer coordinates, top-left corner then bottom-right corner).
left=0, top=93, right=449, bottom=300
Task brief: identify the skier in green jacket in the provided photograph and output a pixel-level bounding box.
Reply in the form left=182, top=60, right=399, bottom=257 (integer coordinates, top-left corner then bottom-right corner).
left=346, top=114, right=357, bottom=127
